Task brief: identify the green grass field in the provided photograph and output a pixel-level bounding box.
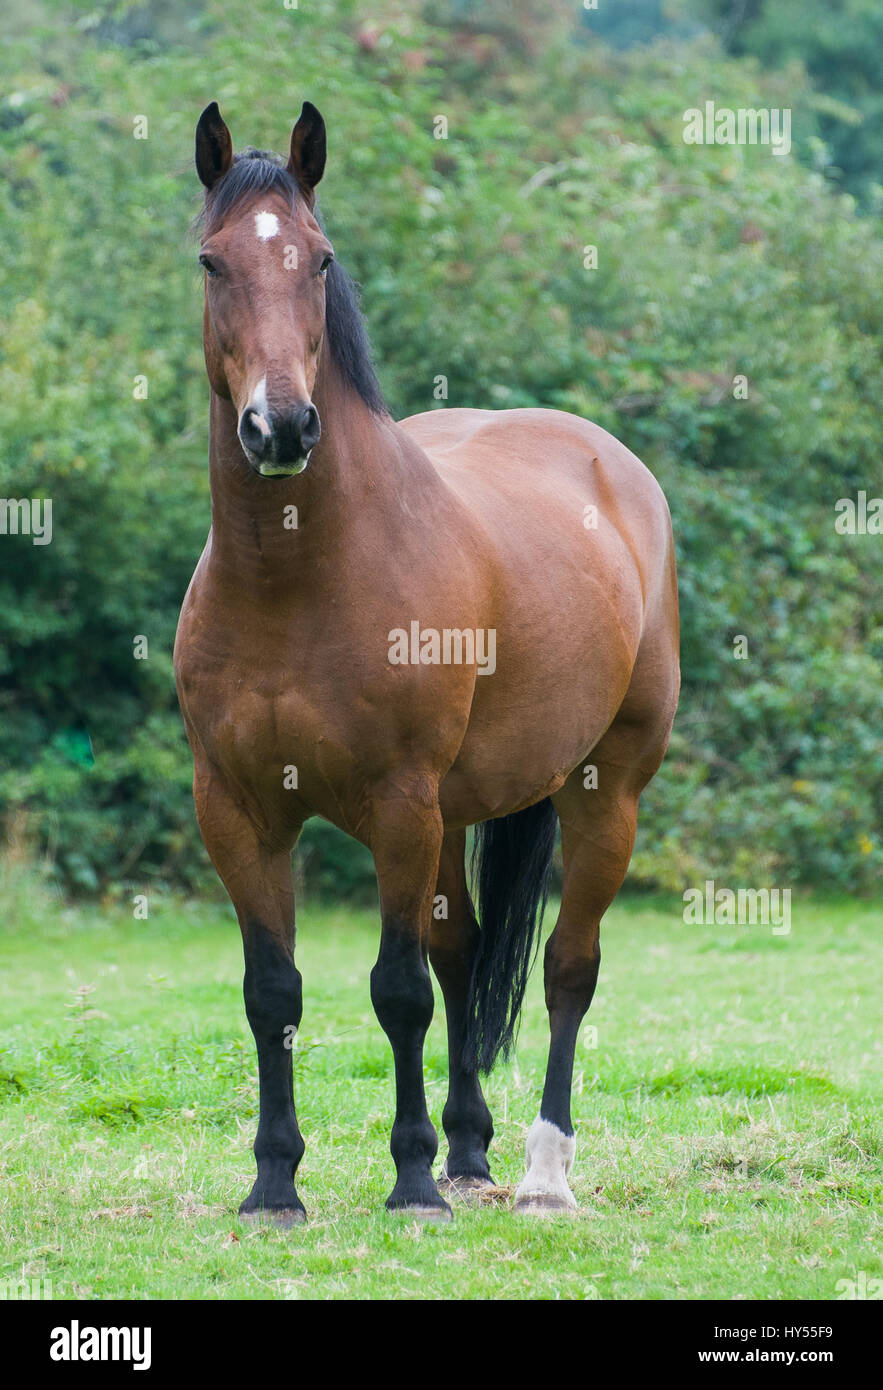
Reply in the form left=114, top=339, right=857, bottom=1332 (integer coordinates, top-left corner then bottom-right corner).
left=1, top=865, right=880, bottom=1301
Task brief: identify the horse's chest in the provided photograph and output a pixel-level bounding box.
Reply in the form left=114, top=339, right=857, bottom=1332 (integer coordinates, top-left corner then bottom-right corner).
left=187, top=665, right=321, bottom=773
left=179, top=639, right=376, bottom=829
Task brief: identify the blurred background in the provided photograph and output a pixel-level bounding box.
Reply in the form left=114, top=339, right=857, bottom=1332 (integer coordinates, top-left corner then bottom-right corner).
left=0, top=0, right=880, bottom=905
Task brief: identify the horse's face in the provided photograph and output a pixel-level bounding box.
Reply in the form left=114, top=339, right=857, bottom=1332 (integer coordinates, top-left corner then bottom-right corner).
left=199, top=192, right=332, bottom=476
left=195, top=102, right=331, bottom=477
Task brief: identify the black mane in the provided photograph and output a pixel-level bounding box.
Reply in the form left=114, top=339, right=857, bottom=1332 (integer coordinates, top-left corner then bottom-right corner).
left=196, top=149, right=388, bottom=416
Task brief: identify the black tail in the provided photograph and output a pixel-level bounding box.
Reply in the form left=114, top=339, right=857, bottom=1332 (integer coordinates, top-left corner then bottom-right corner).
left=464, top=797, right=559, bottom=1075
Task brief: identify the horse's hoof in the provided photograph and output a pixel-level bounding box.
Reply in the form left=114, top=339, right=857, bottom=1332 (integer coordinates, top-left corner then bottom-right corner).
left=238, top=1205, right=306, bottom=1228
left=437, top=1174, right=503, bottom=1206
left=513, top=1193, right=577, bottom=1217
left=386, top=1187, right=453, bottom=1221
left=388, top=1202, right=453, bottom=1222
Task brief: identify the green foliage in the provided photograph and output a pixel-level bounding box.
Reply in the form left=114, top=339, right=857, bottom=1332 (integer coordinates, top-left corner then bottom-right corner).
left=297, top=821, right=378, bottom=906
left=696, top=0, right=883, bottom=205
left=0, top=0, right=880, bottom=897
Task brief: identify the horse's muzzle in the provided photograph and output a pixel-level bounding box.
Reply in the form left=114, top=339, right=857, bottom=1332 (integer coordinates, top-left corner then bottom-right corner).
left=238, top=403, right=321, bottom=477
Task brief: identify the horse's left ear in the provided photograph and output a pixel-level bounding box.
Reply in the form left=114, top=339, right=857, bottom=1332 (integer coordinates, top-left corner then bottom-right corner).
left=287, top=102, right=326, bottom=203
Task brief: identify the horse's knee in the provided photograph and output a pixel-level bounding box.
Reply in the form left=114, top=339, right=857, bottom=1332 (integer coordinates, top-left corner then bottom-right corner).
left=242, top=929, right=302, bottom=1039
left=370, top=924, right=434, bottom=1046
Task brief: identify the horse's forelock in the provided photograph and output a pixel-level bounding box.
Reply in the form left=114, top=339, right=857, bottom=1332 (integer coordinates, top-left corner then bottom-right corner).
left=200, top=149, right=299, bottom=235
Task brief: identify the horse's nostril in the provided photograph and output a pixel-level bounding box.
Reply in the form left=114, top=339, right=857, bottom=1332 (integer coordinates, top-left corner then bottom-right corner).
left=239, top=408, right=271, bottom=457
left=300, top=405, right=321, bottom=452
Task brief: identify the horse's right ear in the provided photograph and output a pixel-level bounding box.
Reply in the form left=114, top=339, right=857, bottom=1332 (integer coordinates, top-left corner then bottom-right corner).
left=196, top=102, right=233, bottom=189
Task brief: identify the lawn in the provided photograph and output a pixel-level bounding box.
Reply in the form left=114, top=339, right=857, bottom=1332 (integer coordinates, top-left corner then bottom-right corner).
left=1, top=864, right=880, bottom=1300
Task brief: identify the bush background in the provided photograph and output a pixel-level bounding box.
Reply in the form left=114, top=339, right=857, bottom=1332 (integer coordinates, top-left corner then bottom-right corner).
left=0, top=0, right=880, bottom=900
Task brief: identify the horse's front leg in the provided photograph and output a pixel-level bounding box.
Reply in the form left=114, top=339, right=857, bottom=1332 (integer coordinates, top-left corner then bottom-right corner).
left=194, top=768, right=306, bottom=1225
left=368, top=779, right=450, bottom=1217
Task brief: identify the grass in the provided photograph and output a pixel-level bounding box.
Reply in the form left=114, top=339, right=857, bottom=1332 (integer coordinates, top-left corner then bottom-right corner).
left=1, top=864, right=881, bottom=1300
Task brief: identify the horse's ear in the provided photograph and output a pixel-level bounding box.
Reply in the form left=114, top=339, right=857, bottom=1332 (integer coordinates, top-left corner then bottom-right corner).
left=196, top=102, right=233, bottom=189
left=287, top=102, right=326, bottom=203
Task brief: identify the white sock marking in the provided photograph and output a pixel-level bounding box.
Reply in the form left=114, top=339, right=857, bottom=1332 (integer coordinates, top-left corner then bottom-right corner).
left=514, top=1116, right=577, bottom=1208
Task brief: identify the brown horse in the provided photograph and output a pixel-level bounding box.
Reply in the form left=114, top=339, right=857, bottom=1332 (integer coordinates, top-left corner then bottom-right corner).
left=174, top=101, right=680, bottom=1223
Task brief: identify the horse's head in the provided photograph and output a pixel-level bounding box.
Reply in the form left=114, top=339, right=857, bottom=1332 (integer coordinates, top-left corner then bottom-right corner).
left=195, top=102, right=332, bottom=477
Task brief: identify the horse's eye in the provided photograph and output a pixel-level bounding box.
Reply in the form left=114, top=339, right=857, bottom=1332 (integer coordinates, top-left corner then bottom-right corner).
left=319, top=254, right=333, bottom=275
left=199, top=254, right=219, bottom=277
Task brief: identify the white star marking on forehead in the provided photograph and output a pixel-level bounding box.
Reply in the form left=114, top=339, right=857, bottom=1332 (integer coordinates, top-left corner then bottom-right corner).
left=254, top=210, right=280, bottom=241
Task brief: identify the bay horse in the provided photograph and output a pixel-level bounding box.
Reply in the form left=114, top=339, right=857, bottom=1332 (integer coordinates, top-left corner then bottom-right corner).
left=174, top=101, right=680, bottom=1223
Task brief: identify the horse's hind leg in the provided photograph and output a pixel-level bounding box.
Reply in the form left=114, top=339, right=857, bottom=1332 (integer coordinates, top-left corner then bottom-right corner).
left=515, top=705, right=674, bottom=1215
left=429, top=830, right=495, bottom=1195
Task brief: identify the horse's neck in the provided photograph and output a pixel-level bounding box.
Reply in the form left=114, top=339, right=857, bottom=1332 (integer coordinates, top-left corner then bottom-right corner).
left=206, top=361, right=421, bottom=588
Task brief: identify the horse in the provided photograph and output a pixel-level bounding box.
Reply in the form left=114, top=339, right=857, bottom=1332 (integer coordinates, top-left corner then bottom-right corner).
left=174, top=100, right=680, bottom=1224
